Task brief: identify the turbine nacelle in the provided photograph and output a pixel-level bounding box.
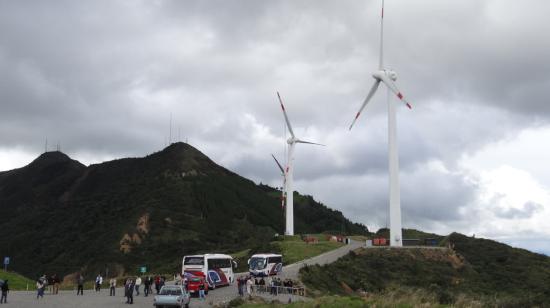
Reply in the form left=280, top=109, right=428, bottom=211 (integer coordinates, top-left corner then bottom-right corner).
left=373, top=69, right=397, bottom=82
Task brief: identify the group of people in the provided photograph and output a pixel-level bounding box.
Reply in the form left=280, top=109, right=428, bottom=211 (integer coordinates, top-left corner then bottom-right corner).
left=237, top=275, right=302, bottom=296
left=236, top=275, right=255, bottom=296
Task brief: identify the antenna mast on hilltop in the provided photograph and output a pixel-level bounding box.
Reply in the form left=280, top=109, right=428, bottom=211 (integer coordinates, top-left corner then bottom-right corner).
left=45, top=138, right=48, bottom=153
left=169, top=113, right=173, bottom=145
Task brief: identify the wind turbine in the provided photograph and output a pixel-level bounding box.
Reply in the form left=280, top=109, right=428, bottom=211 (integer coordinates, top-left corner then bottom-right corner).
left=277, top=92, right=324, bottom=236
left=271, top=153, right=286, bottom=209
left=348, top=0, right=412, bottom=247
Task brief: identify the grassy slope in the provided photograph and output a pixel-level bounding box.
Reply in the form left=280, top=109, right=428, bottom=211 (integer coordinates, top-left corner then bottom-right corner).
left=272, top=235, right=344, bottom=265
left=0, top=270, right=35, bottom=291
left=299, top=233, right=550, bottom=306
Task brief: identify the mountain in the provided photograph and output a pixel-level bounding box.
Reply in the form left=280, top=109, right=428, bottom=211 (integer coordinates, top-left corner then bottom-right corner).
left=0, top=142, right=367, bottom=279
left=300, top=232, right=550, bottom=306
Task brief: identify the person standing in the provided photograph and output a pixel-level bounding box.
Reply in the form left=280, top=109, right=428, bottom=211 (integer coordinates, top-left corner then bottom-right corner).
left=246, top=276, right=253, bottom=296
left=0, top=279, right=9, bottom=303
left=76, top=273, right=84, bottom=295
left=95, top=274, right=103, bottom=292
left=154, top=275, right=160, bottom=294
left=135, top=276, right=141, bottom=296
left=52, top=274, right=60, bottom=294
left=109, top=277, right=116, bottom=296
left=125, top=279, right=134, bottom=304
left=36, top=279, right=45, bottom=299
left=198, top=281, right=206, bottom=300
left=143, top=276, right=150, bottom=297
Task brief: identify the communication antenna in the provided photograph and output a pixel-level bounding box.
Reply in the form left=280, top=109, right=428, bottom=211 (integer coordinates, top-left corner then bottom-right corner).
left=178, top=126, right=181, bottom=142
left=169, top=113, right=172, bottom=145
left=45, top=138, right=48, bottom=153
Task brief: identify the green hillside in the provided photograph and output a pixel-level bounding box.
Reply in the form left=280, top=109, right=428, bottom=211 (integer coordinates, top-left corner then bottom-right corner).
left=300, top=232, right=550, bottom=306
left=0, top=270, right=34, bottom=291
left=0, top=143, right=367, bottom=280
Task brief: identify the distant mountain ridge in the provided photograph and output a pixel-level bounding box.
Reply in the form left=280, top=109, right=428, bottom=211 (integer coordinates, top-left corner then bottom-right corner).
left=0, top=142, right=367, bottom=279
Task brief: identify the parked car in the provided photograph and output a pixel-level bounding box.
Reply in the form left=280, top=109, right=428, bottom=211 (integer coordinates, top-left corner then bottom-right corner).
left=153, top=285, right=190, bottom=308
left=186, top=275, right=208, bottom=296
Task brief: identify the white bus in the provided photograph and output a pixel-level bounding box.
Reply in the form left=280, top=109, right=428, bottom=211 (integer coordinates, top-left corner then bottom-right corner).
left=182, top=254, right=236, bottom=288
left=248, top=253, right=283, bottom=277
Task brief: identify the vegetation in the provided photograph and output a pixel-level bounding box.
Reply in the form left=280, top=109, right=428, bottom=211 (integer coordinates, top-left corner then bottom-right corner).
left=272, top=234, right=344, bottom=265
left=0, top=143, right=367, bottom=280
left=0, top=269, right=35, bottom=291
left=300, top=232, right=550, bottom=306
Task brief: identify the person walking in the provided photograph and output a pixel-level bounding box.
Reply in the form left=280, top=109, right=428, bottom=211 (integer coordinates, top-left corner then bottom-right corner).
left=0, top=279, right=9, bottom=303
left=36, top=278, right=45, bottom=299
left=135, top=276, right=141, bottom=296
left=109, top=277, right=116, bottom=296
left=95, top=274, right=103, bottom=292
left=76, top=273, right=84, bottom=295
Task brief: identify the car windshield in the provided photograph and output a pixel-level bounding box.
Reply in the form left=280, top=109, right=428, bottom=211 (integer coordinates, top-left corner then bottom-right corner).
left=160, top=288, right=182, bottom=296
left=249, top=257, right=266, bottom=270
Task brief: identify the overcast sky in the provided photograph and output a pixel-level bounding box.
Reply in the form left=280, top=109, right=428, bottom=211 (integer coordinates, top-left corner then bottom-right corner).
left=1, top=0, right=549, bottom=254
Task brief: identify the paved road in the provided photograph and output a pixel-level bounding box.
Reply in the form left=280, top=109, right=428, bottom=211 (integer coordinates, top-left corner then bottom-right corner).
left=3, top=241, right=362, bottom=307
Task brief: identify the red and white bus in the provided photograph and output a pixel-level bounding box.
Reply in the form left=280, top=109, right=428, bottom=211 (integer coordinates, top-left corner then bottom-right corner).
left=182, top=254, right=236, bottom=288
left=248, top=253, right=283, bottom=277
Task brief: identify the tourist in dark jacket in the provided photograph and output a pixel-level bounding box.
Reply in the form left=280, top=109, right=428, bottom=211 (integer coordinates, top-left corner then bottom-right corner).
left=143, top=276, right=151, bottom=297
left=76, top=274, right=84, bottom=295
left=0, top=279, right=9, bottom=303
left=125, top=279, right=135, bottom=304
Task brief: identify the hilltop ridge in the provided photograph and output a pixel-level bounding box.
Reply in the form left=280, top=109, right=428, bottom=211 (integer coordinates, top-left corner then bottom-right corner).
left=0, top=142, right=367, bottom=279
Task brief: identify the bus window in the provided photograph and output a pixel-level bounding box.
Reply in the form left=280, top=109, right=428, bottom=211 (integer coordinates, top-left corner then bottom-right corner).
left=184, top=257, right=204, bottom=265
left=207, top=258, right=231, bottom=269
left=267, top=256, right=282, bottom=264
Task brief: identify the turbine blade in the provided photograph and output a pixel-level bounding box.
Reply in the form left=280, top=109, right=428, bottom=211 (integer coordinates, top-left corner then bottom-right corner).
left=349, top=80, right=381, bottom=130
left=271, top=154, right=285, bottom=174
left=380, top=75, right=412, bottom=109
left=295, top=139, right=325, bottom=146
left=379, top=0, right=385, bottom=70
left=277, top=92, right=295, bottom=138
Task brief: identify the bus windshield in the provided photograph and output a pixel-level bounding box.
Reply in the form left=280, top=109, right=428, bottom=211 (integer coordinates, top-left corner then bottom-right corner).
left=249, top=257, right=266, bottom=270
left=184, top=257, right=204, bottom=266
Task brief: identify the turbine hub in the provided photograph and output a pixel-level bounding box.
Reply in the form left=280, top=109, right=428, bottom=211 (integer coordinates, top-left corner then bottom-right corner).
left=387, top=70, right=398, bottom=81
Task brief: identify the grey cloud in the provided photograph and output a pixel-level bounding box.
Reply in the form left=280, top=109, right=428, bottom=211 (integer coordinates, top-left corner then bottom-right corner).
left=494, top=201, right=543, bottom=219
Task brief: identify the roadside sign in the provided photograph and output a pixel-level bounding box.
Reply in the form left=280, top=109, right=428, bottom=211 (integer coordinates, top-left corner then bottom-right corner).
left=140, top=266, right=146, bottom=273
left=3, top=257, right=8, bottom=265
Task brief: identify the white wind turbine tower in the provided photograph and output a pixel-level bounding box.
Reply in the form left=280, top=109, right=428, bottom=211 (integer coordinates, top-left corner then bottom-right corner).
left=271, top=154, right=287, bottom=209
left=277, top=92, right=324, bottom=236
left=349, top=0, right=413, bottom=247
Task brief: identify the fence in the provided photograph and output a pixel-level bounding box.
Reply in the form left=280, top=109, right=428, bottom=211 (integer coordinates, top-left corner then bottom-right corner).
left=251, top=284, right=306, bottom=296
